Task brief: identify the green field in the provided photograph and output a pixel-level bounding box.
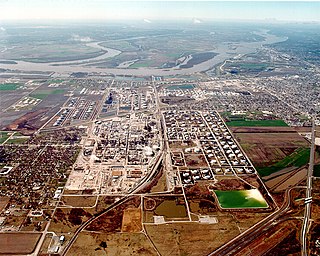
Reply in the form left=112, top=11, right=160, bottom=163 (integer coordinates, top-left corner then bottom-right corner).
left=215, top=189, right=268, bottom=208
left=167, top=84, right=195, bottom=90
left=130, top=61, right=154, bottom=68
left=257, top=148, right=310, bottom=177
left=0, top=132, right=10, bottom=144
left=6, top=137, right=29, bottom=144
left=48, top=79, right=64, bottom=84
left=30, top=89, right=65, bottom=100
left=226, top=119, right=288, bottom=127
left=0, top=83, right=20, bottom=91
left=313, top=165, right=320, bottom=177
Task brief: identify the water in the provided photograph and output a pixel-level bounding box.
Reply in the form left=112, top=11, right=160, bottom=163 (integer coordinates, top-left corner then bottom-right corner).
left=0, top=31, right=287, bottom=76
left=215, top=189, right=268, bottom=208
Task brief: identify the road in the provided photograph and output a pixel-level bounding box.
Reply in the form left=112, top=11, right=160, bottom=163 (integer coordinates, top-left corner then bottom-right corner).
left=61, top=152, right=163, bottom=256
left=301, top=116, right=316, bottom=256
left=208, top=186, right=303, bottom=256
left=60, top=80, right=165, bottom=256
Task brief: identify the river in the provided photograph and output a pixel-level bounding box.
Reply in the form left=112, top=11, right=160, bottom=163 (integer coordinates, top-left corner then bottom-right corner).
left=0, top=31, right=287, bottom=76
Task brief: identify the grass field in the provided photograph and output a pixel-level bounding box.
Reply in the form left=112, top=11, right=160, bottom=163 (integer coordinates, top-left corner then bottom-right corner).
left=6, top=137, right=29, bottom=144
left=145, top=220, right=240, bottom=256
left=68, top=232, right=157, bottom=256
left=0, top=83, right=20, bottom=91
left=30, top=89, right=66, bottom=100
left=226, top=119, right=288, bottom=127
left=215, top=189, right=268, bottom=208
left=257, top=148, right=310, bottom=177
left=0, top=131, right=10, bottom=144
left=130, top=61, right=154, bottom=68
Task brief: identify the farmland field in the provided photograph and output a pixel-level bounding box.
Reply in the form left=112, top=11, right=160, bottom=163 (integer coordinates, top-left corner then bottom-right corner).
left=232, top=130, right=308, bottom=168
left=0, top=83, right=20, bottom=91
left=30, top=89, right=66, bottom=100
left=215, top=189, right=268, bottom=208
left=0, top=233, right=41, bottom=254
left=121, top=208, right=142, bottom=232
left=226, top=119, right=288, bottom=127
left=257, top=148, right=310, bottom=177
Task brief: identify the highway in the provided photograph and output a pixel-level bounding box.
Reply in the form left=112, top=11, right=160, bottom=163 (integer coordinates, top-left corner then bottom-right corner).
left=208, top=118, right=317, bottom=256
left=301, top=116, right=316, bottom=256
left=208, top=186, right=303, bottom=256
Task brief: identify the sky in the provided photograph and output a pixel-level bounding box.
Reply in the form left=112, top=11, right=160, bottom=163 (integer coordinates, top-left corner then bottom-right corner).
left=0, top=0, right=319, bottom=22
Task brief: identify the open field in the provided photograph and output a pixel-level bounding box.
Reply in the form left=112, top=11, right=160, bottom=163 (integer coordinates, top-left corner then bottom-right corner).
left=5, top=136, right=30, bottom=144
left=68, top=232, right=157, bottom=256
left=264, top=167, right=308, bottom=191
left=0, top=131, right=11, bottom=144
left=0, top=83, right=20, bottom=91
left=226, top=120, right=288, bottom=127
left=145, top=220, right=240, bottom=256
left=150, top=168, right=167, bottom=193
left=39, top=233, right=53, bottom=255
left=61, top=196, right=98, bottom=208
left=49, top=208, right=93, bottom=233
left=235, top=220, right=301, bottom=256
left=86, top=197, right=141, bottom=232
left=257, top=148, right=310, bottom=177
left=215, top=189, right=268, bottom=208
left=0, top=196, right=9, bottom=212
left=0, top=233, right=41, bottom=255
left=232, top=130, right=308, bottom=170
left=1, top=43, right=105, bottom=63
left=30, top=89, right=66, bottom=100
left=121, top=207, right=142, bottom=232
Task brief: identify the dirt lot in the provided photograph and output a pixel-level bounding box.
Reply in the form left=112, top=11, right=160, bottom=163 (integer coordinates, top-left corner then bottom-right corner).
left=212, top=177, right=252, bottom=190
left=121, top=208, right=142, bottom=233
left=232, top=131, right=308, bottom=167
left=6, top=108, right=49, bottom=131
left=145, top=220, right=240, bottom=256
left=0, top=196, right=9, bottom=212
left=68, top=231, right=157, bottom=256
left=184, top=154, right=209, bottom=168
left=0, top=232, right=41, bottom=254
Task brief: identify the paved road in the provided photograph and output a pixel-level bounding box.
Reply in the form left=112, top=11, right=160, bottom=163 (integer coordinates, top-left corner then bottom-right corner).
left=60, top=84, right=165, bottom=256
left=301, top=117, right=316, bottom=256
left=208, top=186, right=303, bottom=256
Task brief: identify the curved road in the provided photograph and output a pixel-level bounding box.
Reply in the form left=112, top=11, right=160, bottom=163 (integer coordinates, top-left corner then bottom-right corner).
left=208, top=186, right=305, bottom=256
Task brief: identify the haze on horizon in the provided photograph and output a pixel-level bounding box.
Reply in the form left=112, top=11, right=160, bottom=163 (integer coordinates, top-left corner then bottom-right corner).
left=0, top=0, right=319, bottom=23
